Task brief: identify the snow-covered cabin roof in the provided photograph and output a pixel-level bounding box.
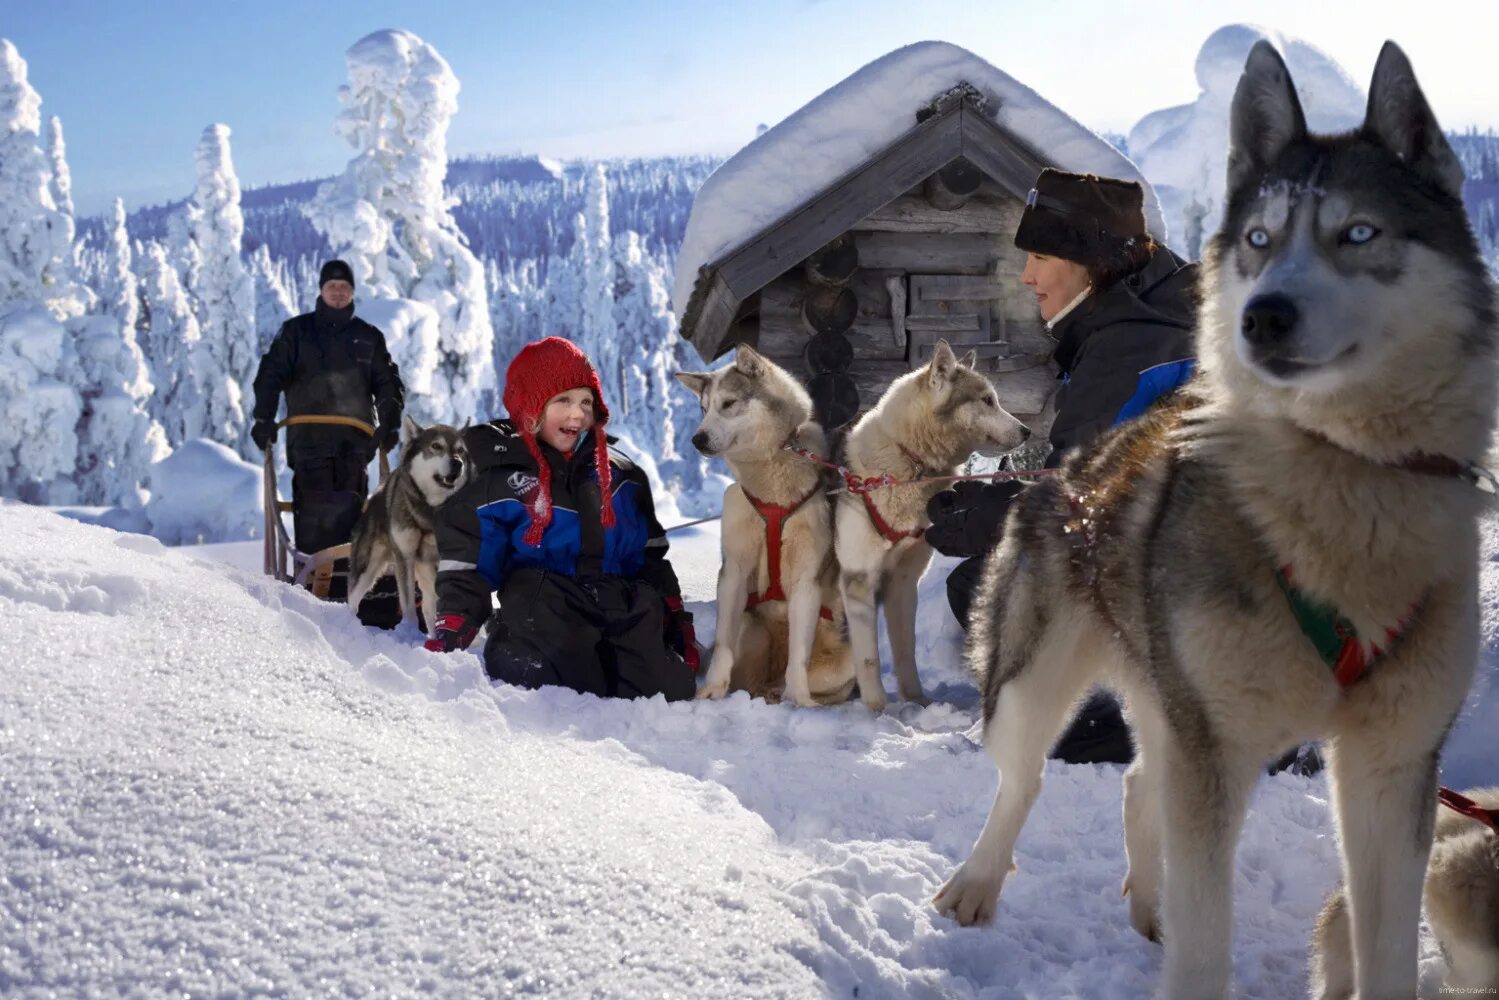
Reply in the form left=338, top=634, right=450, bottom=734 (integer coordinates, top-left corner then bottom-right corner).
left=673, top=41, right=1164, bottom=359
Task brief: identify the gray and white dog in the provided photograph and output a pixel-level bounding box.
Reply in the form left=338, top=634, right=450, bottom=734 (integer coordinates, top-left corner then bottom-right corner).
left=348, top=415, right=471, bottom=635
left=934, top=41, right=1498, bottom=1000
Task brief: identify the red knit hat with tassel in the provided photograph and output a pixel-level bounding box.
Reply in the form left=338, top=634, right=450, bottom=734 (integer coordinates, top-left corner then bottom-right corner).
left=502, top=337, right=614, bottom=546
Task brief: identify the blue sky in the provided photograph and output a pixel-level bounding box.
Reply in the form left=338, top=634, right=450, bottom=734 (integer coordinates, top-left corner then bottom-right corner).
left=7, top=0, right=1498, bottom=216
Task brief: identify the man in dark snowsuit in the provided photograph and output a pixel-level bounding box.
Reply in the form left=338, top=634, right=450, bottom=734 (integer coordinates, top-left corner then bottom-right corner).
left=926, top=170, right=1197, bottom=765
left=251, top=260, right=404, bottom=574
left=429, top=337, right=698, bottom=701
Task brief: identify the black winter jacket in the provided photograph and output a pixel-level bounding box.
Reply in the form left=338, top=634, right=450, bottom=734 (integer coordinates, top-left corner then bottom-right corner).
left=925, top=247, right=1198, bottom=558
left=251, top=299, right=404, bottom=456
left=1045, top=246, right=1198, bottom=462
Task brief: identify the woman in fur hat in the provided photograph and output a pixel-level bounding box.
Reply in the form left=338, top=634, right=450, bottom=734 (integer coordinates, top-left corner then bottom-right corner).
left=427, top=337, right=699, bottom=701
left=927, top=168, right=1199, bottom=764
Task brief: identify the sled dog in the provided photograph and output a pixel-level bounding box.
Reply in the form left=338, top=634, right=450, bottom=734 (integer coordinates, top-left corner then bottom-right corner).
left=1313, top=786, right=1499, bottom=998
left=834, top=340, right=1029, bottom=711
left=348, top=416, right=471, bottom=634
left=675, top=347, right=854, bottom=706
left=933, top=42, right=1498, bottom=1000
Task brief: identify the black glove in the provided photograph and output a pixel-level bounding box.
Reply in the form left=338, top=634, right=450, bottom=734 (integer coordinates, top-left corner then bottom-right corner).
left=376, top=422, right=400, bottom=452
left=251, top=419, right=277, bottom=452
left=924, top=479, right=1023, bottom=558
left=376, top=403, right=402, bottom=452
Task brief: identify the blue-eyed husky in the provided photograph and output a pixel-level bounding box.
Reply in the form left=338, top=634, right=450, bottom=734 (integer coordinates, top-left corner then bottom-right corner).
left=935, top=41, right=1497, bottom=999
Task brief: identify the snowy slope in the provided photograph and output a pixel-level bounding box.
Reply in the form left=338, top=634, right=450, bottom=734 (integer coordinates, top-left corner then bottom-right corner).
left=673, top=40, right=1163, bottom=320
left=4, top=503, right=1495, bottom=997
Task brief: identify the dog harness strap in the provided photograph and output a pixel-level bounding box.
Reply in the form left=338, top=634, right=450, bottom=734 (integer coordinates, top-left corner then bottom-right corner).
left=742, top=487, right=833, bottom=620
left=1438, top=786, right=1499, bottom=835
left=860, top=492, right=924, bottom=544
left=1275, top=564, right=1423, bottom=688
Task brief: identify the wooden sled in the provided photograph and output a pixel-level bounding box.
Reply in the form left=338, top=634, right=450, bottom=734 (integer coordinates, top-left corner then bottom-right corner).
left=262, top=415, right=391, bottom=600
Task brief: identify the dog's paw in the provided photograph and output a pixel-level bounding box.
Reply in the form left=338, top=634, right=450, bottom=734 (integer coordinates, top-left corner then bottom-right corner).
left=1122, top=878, right=1162, bottom=944
left=933, top=862, right=1004, bottom=926
left=783, top=686, right=818, bottom=709
left=860, top=687, right=889, bottom=713
left=898, top=687, right=931, bottom=707
left=695, top=676, right=730, bottom=700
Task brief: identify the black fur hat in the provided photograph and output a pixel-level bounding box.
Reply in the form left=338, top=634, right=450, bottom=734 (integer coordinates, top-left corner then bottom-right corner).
left=319, top=259, right=355, bottom=289
left=1014, top=169, right=1147, bottom=266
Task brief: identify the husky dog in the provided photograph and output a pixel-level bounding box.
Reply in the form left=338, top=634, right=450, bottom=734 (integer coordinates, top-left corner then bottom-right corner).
left=933, top=42, right=1498, bottom=999
left=1313, top=787, right=1499, bottom=998
left=675, top=347, right=854, bottom=706
left=834, top=340, right=1030, bottom=711
left=348, top=415, right=471, bottom=634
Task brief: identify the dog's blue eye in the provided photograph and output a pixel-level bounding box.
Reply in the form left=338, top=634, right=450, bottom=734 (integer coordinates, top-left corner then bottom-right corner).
left=1342, top=223, right=1378, bottom=245
left=1246, top=228, right=1271, bottom=249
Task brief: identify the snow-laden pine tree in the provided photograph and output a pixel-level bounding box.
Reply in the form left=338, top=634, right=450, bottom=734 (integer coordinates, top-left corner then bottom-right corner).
left=71, top=198, right=168, bottom=506
left=0, top=39, right=85, bottom=502
left=44, top=115, right=73, bottom=218
left=580, top=164, right=622, bottom=409
left=305, top=29, right=493, bottom=424
left=0, top=40, right=90, bottom=320
left=610, top=230, right=719, bottom=514
left=99, top=200, right=138, bottom=334
left=248, top=244, right=295, bottom=361
left=136, top=240, right=206, bottom=447
left=188, top=124, right=253, bottom=453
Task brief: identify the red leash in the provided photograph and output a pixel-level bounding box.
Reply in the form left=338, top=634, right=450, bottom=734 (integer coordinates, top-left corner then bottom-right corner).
left=781, top=443, right=1056, bottom=495
left=1438, top=787, right=1499, bottom=835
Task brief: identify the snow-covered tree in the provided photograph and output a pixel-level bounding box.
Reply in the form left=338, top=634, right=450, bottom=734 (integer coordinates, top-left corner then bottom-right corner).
left=99, top=199, right=138, bottom=334
left=305, top=29, right=494, bottom=424
left=0, top=304, right=81, bottom=502
left=580, top=164, right=621, bottom=409
left=71, top=309, right=168, bottom=506
left=44, top=115, right=73, bottom=218
left=610, top=230, right=717, bottom=512
left=188, top=123, right=253, bottom=452
left=68, top=197, right=168, bottom=506
left=136, top=240, right=205, bottom=446
left=248, top=243, right=294, bottom=358
left=0, top=39, right=89, bottom=320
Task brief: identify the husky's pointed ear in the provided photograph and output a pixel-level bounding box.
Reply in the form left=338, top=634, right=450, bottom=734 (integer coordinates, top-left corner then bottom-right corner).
left=733, top=344, right=766, bottom=378
left=1364, top=41, right=1463, bottom=201
left=959, top=349, right=978, bottom=370
left=1227, top=41, right=1308, bottom=194
left=927, top=340, right=958, bottom=389
left=401, top=413, right=421, bottom=445
left=673, top=371, right=711, bottom=399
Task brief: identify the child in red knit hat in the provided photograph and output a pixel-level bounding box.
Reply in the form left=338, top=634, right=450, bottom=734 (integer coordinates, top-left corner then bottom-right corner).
left=427, top=337, right=699, bottom=701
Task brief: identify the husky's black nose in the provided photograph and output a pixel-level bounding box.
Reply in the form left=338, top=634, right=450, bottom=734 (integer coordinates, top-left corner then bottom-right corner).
left=1020, top=426, right=1032, bottom=441
left=691, top=431, right=710, bottom=453
left=1241, top=294, right=1299, bottom=346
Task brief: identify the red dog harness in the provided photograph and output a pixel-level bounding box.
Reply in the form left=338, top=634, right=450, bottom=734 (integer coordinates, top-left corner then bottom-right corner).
left=857, top=443, right=929, bottom=545
left=742, top=487, right=834, bottom=622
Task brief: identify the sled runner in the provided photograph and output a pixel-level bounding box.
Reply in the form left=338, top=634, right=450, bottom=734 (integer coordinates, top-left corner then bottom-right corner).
left=262, top=415, right=391, bottom=600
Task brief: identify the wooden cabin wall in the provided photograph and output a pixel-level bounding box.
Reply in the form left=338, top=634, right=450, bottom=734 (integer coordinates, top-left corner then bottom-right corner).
left=756, top=182, right=1061, bottom=431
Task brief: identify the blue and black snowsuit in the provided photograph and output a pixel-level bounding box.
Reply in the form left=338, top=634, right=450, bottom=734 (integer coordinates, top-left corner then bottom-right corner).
left=435, top=420, right=696, bottom=701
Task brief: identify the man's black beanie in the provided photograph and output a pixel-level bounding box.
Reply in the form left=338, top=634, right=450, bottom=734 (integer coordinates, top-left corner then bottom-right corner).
left=319, top=259, right=355, bottom=289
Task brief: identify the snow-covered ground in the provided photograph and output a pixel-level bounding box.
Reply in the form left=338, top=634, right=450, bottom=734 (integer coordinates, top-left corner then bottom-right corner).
left=3, top=503, right=1494, bottom=998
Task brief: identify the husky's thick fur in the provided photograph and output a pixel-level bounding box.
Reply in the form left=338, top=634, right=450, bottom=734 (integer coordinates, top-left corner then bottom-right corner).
left=835, top=340, right=1030, bottom=711
left=348, top=416, right=471, bottom=634
left=1313, top=787, right=1499, bottom=998
left=933, top=42, right=1498, bottom=999
left=675, top=347, right=854, bottom=706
